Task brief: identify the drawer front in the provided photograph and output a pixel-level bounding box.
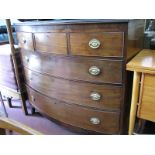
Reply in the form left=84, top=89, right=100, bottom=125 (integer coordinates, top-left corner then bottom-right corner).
left=17, top=32, right=34, bottom=51
left=138, top=74, right=155, bottom=122
left=70, top=32, right=124, bottom=57
left=26, top=85, right=120, bottom=134
left=24, top=68, right=122, bottom=110
left=21, top=50, right=123, bottom=84
left=34, top=33, right=67, bottom=54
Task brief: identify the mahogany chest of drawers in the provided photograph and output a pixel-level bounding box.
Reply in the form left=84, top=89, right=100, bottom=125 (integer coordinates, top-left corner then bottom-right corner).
left=15, top=20, right=145, bottom=134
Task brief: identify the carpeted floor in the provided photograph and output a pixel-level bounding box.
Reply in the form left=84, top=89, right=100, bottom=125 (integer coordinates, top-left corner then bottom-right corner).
left=1, top=99, right=77, bottom=135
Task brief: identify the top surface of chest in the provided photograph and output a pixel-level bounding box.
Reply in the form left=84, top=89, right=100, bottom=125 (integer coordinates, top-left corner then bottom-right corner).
left=15, top=20, right=145, bottom=60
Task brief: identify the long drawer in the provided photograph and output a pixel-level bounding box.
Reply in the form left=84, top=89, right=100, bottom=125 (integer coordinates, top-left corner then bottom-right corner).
left=26, top=85, right=120, bottom=134
left=24, top=68, right=122, bottom=110
left=21, top=50, right=123, bottom=84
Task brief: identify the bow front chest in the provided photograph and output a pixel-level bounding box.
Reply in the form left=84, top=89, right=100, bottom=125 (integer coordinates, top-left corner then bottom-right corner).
left=15, top=20, right=144, bottom=134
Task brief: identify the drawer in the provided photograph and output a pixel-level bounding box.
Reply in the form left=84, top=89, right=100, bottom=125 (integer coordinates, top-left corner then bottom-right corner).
left=24, top=68, right=122, bottom=110
left=17, top=32, right=34, bottom=51
left=138, top=74, right=155, bottom=122
left=70, top=32, right=124, bottom=57
left=26, top=85, right=120, bottom=134
left=21, top=50, right=123, bottom=84
left=34, top=33, right=67, bottom=54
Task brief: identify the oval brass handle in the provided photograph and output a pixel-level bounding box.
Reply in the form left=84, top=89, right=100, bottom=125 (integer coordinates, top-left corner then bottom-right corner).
left=90, top=92, right=101, bottom=101
left=89, top=66, right=100, bottom=76
left=31, top=96, right=35, bottom=102
left=89, top=39, right=100, bottom=49
left=25, top=56, right=29, bottom=62
left=90, top=117, right=100, bottom=125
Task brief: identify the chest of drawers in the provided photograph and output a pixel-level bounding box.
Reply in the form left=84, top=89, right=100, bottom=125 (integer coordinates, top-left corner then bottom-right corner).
left=15, top=20, right=145, bottom=134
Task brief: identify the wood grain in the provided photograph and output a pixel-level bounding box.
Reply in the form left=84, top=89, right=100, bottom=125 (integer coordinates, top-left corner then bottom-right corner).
left=34, top=33, right=67, bottom=54
left=70, top=32, right=124, bottom=57
left=16, top=32, right=34, bottom=51
left=24, top=68, right=122, bottom=111
left=138, top=74, right=155, bottom=122
left=15, top=20, right=145, bottom=134
left=20, top=50, right=123, bottom=84
left=15, top=22, right=127, bottom=33
left=127, top=49, right=155, bottom=73
left=128, top=71, right=140, bottom=135
left=26, top=85, right=120, bottom=134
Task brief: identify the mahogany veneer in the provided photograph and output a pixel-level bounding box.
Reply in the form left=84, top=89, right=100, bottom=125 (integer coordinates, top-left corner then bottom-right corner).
left=21, top=49, right=123, bottom=84
left=26, top=85, right=120, bottom=134
left=15, top=20, right=145, bottom=134
left=70, top=32, right=124, bottom=57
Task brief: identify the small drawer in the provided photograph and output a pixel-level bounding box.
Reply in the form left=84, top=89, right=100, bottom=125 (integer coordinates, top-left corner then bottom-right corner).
left=26, top=85, right=120, bottom=134
left=34, top=33, right=67, bottom=55
left=24, top=68, right=122, bottom=110
left=16, top=32, right=34, bottom=51
left=21, top=50, right=123, bottom=84
left=70, top=32, right=124, bottom=57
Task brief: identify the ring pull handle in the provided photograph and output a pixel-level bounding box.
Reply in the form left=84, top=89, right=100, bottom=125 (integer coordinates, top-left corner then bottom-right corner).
left=89, top=39, right=100, bottom=49
left=90, top=117, right=100, bottom=125
left=89, top=66, right=101, bottom=76
left=90, top=92, right=101, bottom=101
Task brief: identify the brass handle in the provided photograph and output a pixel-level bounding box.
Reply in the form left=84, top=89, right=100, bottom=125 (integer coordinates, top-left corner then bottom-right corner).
left=89, top=39, right=100, bottom=49
left=89, top=66, right=100, bottom=76
left=90, top=92, right=101, bottom=101
left=31, top=96, right=35, bottom=102
left=25, top=56, right=29, bottom=62
left=90, top=117, right=100, bottom=125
